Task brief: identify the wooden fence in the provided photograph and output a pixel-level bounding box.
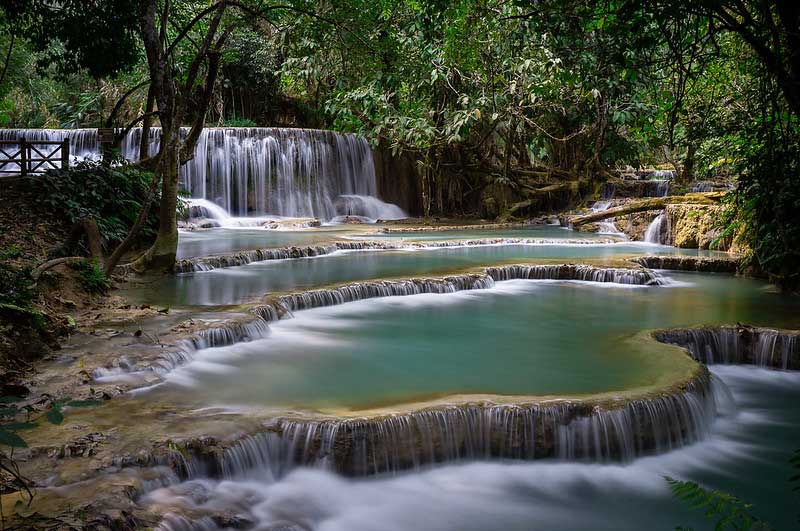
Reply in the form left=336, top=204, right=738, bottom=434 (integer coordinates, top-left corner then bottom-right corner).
left=0, top=139, right=70, bottom=176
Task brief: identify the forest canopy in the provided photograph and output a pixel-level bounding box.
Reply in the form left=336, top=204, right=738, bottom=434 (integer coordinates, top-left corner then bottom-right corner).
left=0, top=0, right=797, bottom=288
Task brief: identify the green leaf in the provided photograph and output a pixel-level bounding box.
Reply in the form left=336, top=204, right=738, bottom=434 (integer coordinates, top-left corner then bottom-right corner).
left=0, top=428, right=28, bottom=448
left=46, top=407, right=64, bottom=425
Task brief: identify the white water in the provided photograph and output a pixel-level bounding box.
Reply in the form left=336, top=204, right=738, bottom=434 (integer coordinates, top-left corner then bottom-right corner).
left=590, top=201, right=626, bottom=237
left=145, top=366, right=800, bottom=530
left=183, top=198, right=288, bottom=229
left=644, top=212, right=667, bottom=243
left=1, top=128, right=406, bottom=222
left=331, top=194, right=407, bottom=223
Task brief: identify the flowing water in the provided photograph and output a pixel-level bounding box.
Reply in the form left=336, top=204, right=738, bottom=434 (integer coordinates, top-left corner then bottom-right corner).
left=11, top=128, right=796, bottom=528
left=1, top=128, right=405, bottom=220
left=127, top=235, right=725, bottom=307
left=141, top=271, right=798, bottom=412
left=143, top=366, right=800, bottom=531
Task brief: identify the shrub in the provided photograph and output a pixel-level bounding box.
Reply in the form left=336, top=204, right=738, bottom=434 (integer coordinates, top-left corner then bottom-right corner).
left=70, top=259, right=111, bottom=294
left=31, top=160, right=159, bottom=251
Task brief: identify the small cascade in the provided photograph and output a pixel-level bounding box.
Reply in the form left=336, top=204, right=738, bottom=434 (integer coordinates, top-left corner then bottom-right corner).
left=644, top=211, right=667, bottom=244
left=655, top=326, right=800, bottom=370
left=2, top=128, right=405, bottom=221
left=650, top=169, right=675, bottom=179
left=174, top=238, right=621, bottom=273
left=648, top=180, right=670, bottom=197
left=486, top=264, right=666, bottom=285
left=590, top=201, right=626, bottom=237
left=332, top=194, right=407, bottom=222
left=276, top=275, right=495, bottom=312
left=181, top=372, right=716, bottom=478
left=92, top=319, right=271, bottom=381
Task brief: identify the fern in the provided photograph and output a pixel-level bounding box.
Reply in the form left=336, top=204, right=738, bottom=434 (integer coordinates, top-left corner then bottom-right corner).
left=665, top=477, right=772, bottom=530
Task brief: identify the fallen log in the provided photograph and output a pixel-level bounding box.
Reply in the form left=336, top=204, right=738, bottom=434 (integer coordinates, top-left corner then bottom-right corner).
left=568, top=192, right=725, bottom=226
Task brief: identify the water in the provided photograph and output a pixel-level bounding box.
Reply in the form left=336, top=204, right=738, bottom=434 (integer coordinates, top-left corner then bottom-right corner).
left=590, top=201, right=626, bottom=237
left=141, top=272, right=798, bottom=413
left=645, top=212, right=667, bottom=243
left=364, top=225, right=603, bottom=241
left=1, top=128, right=405, bottom=221
left=129, top=239, right=724, bottom=307
left=175, top=227, right=352, bottom=259
left=144, top=366, right=800, bottom=531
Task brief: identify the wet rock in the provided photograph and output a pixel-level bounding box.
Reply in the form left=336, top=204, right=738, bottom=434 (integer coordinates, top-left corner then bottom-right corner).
left=49, top=432, right=109, bottom=459
left=633, top=255, right=739, bottom=273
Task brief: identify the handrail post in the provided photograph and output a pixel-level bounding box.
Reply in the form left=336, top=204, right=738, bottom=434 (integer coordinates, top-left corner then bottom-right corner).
left=20, top=139, right=27, bottom=176
left=61, top=139, right=70, bottom=169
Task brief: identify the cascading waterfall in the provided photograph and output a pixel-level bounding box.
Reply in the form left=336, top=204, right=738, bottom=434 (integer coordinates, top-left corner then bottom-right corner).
left=485, top=264, right=666, bottom=285
left=649, top=180, right=670, bottom=197
left=92, top=319, right=271, bottom=381
left=590, top=201, right=626, bottom=237
left=95, top=264, right=666, bottom=383
left=173, top=237, right=620, bottom=273
left=257, top=265, right=664, bottom=316
left=655, top=326, right=800, bottom=370
left=644, top=211, right=667, bottom=243
left=171, top=371, right=718, bottom=478
left=2, top=128, right=406, bottom=221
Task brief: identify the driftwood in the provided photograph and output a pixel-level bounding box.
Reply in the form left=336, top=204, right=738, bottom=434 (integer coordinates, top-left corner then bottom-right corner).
left=568, top=192, right=725, bottom=226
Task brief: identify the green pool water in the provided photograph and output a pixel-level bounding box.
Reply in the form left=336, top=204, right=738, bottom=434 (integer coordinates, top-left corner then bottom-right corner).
left=177, top=227, right=353, bottom=259
left=144, top=271, right=799, bottom=412
left=357, top=225, right=605, bottom=241
left=130, top=241, right=725, bottom=307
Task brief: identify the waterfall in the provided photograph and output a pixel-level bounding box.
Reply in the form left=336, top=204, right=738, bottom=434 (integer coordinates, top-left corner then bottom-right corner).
left=590, top=201, right=626, bottom=237
left=485, top=264, right=665, bottom=285
left=649, top=180, right=670, bottom=197
left=332, top=194, right=407, bottom=222
left=92, top=318, right=271, bottom=381
left=173, top=237, right=621, bottom=273
left=655, top=326, right=799, bottom=370
left=1, top=127, right=406, bottom=221
left=644, top=211, right=667, bottom=243
left=96, top=264, right=665, bottom=383
left=172, top=371, right=717, bottom=478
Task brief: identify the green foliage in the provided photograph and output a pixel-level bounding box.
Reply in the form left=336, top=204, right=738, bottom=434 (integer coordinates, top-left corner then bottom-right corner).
left=32, top=161, right=159, bottom=250
left=0, top=395, right=103, bottom=450
left=222, top=117, right=258, bottom=128
left=70, top=259, right=111, bottom=294
left=0, top=245, right=22, bottom=261
left=666, top=477, right=771, bottom=530
left=2, top=0, right=140, bottom=79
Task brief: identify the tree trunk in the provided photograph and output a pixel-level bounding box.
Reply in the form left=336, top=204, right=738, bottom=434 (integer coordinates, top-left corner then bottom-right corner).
left=133, top=126, right=180, bottom=272
left=569, top=192, right=724, bottom=226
